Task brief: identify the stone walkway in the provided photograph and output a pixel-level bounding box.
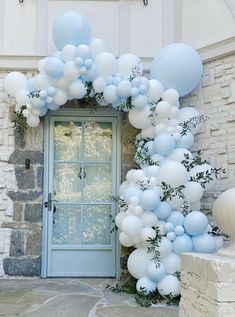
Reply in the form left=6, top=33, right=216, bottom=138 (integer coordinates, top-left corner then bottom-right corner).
left=0, top=278, right=179, bottom=317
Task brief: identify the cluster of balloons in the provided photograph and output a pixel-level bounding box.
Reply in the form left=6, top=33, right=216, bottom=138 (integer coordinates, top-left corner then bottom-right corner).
left=4, top=10, right=222, bottom=297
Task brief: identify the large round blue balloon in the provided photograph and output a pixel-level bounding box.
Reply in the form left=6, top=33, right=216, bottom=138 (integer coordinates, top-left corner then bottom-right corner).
left=150, top=43, right=202, bottom=97
left=173, top=234, right=193, bottom=255
left=52, top=11, right=91, bottom=51
left=192, top=234, right=217, bottom=253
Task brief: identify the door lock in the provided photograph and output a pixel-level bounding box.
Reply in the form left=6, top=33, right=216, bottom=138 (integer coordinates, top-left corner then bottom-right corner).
left=44, top=192, right=57, bottom=211
left=78, top=167, right=86, bottom=179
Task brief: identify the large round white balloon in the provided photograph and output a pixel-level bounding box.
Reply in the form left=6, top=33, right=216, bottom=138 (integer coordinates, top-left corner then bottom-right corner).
left=117, top=53, right=143, bottom=77
left=4, top=72, right=28, bottom=97
left=121, top=215, right=143, bottom=237
left=128, top=106, right=152, bottom=129
left=161, top=253, right=181, bottom=274
left=158, top=160, right=189, bottom=187
left=136, top=276, right=157, bottom=295
left=127, top=248, right=153, bottom=279
left=157, top=275, right=180, bottom=297
left=95, top=52, right=117, bottom=77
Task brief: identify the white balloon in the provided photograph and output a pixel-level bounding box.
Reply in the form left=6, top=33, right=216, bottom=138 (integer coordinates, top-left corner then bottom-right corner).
left=119, top=181, right=129, bottom=196
left=167, top=148, right=193, bottom=163
left=15, top=90, right=30, bottom=105
left=117, top=80, right=132, bottom=98
left=103, top=85, right=118, bottom=104
left=115, top=212, right=126, bottom=229
left=68, top=80, right=87, bottom=99
left=147, top=261, right=166, bottom=282
left=127, top=248, right=153, bottom=279
left=35, top=74, right=51, bottom=90
left=155, top=237, right=173, bottom=259
left=157, top=275, right=180, bottom=297
left=119, top=232, right=134, bottom=247
left=22, top=109, right=31, bottom=118
left=121, top=215, right=143, bottom=236
left=117, top=53, right=143, bottom=77
left=177, top=107, right=202, bottom=135
left=63, top=61, right=80, bottom=81
left=62, top=44, right=76, bottom=62
left=53, top=89, right=68, bottom=106
left=155, top=101, right=171, bottom=118
left=158, top=160, right=189, bottom=187
left=163, top=89, right=179, bottom=105
left=132, top=95, right=148, bottom=110
left=26, top=115, right=40, bottom=128
left=141, top=212, right=158, bottom=227
left=182, top=181, right=204, bottom=203
left=147, top=79, right=164, bottom=102
left=141, top=127, right=155, bottom=139
left=141, top=227, right=156, bottom=242
left=136, top=277, right=157, bottom=295
left=4, top=72, right=28, bottom=97
left=90, top=38, right=106, bottom=56
left=95, top=52, right=117, bottom=77
left=93, top=77, right=107, bottom=93
left=129, top=106, right=152, bottom=129
left=161, top=253, right=181, bottom=274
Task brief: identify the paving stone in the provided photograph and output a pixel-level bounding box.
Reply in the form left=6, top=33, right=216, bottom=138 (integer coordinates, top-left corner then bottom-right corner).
left=21, top=294, right=100, bottom=317
left=96, top=305, right=179, bottom=317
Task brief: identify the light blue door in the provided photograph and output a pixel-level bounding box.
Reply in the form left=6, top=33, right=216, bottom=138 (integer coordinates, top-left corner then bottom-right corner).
left=44, top=112, right=119, bottom=277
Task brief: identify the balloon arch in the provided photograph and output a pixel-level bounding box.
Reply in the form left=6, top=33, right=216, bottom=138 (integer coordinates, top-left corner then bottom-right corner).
left=4, top=12, right=223, bottom=298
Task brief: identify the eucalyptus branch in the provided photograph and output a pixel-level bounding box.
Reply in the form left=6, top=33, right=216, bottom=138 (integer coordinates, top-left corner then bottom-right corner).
left=114, top=97, right=134, bottom=111
left=161, top=182, right=185, bottom=201
left=189, top=167, right=226, bottom=188
left=181, top=150, right=209, bottom=171
left=180, top=114, right=208, bottom=136
left=28, top=90, right=40, bottom=99
left=112, top=195, right=128, bottom=212
left=211, top=225, right=230, bottom=239
left=146, top=227, right=162, bottom=265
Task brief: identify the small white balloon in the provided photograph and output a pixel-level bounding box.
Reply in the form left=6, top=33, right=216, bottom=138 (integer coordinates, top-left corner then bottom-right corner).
left=26, top=115, right=40, bottom=128
left=157, top=275, right=180, bottom=297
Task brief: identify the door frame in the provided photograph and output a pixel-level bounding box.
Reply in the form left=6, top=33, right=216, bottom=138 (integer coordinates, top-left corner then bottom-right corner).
left=41, top=108, right=122, bottom=278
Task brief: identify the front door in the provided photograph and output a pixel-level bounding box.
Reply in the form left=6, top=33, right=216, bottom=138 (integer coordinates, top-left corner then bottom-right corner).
left=43, top=111, right=119, bottom=277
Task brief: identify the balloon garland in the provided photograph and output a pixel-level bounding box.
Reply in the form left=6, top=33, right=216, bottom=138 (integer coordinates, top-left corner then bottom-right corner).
left=4, top=11, right=224, bottom=299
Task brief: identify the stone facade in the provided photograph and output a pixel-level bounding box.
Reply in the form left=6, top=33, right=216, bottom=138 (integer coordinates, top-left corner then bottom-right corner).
left=1, top=53, right=235, bottom=277
left=179, top=253, right=235, bottom=317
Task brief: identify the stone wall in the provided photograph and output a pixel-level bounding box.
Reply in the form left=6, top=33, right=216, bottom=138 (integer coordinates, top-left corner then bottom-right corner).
left=179, top=253, right=235, bottom=317
left=182, top=54, right=235, bottom=215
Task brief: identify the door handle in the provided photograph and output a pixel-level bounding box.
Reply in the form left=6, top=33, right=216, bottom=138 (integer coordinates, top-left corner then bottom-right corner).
left=44, top=192, right=57, bottom=211
left=78, top=167, right=86, bottom=179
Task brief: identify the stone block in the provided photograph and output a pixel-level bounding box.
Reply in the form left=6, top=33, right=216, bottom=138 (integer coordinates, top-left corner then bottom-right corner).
left=24, top=203, right=42, bottom=223
left=3, top=256, right=41, bottom=276
left=12, top=202, right=23, bottom=222
left=7, top=190, right=42, bottom=202
left=15, top=166, right=35, bottom=189
left=36, top=166, right=43, bottom=188
left=9, top=149, right=43, bottom=165
left=9, top=230, right=25, bottom=257
left=26, top=231, right=41, bottom=256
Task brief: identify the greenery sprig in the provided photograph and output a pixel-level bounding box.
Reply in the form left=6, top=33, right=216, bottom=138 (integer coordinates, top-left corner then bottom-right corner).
left=180, top=114, right=208, bottom=136
left=189, top=167, right=226, bottom=188
left=146, top=227, right=162, bottom=264
left=161, top=182, right=185, bottom=201
left=181, top=150, right=209, bottom=171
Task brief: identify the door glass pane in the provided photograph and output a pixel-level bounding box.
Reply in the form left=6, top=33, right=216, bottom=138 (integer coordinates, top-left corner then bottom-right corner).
left=83, top=164, right=112, bottom=202
left=54, top=163, right=82, bottom=202
left=84, top=122, right=112, bottom=161
left=82, top=205, right=111, bottom=245
left=53, top=205, right=81, bottom=244
left=54, top=121, right=82, bottom=161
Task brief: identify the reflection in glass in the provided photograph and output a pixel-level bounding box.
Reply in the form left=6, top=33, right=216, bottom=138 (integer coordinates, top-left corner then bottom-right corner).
left=84, top=122, right=112, bottom=161
left=83, top=164, right=112, bottom=202
left=82, top=205, right=111, bottom=245
left=54, top=121, right=82, bottom=161
left=54, top=163, right=82, bottom=202
left=53, top=205, right=81, bottom=244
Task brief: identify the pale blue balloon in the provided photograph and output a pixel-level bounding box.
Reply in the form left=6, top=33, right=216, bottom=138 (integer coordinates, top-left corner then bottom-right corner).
left=166, top=232, right=176, bottom=241
left=52, top=11, right=91, bottom=51
left=44, top=57, right=64, bottom=78
left=173, top=234, right=193, bottom=255
left=184, top=211, right=208, bottom=236
left=192, top=234, right=217, bottom=253
left=164, top=222, right=174, bottom=233
left=139, top=189, right=160, bottom=211
left=174, top=225, right=185, bottom=236
left=150, top=43, right=203, bottom=97
left=176, top=132, right=194, bottom=149
left=154, top=133, right=176, bottom=156
left=154, top=202, right=172, bottom=220
left=123, top=186, right=141, bottom=204
left=167, top=211, right=184, bottom=226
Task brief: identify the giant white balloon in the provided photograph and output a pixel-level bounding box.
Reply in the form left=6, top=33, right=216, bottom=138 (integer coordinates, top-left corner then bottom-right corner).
left=4, top=72, right=28, bottom=97
left=127, top=248, right=153, bottom=279
left=158, top=160, right=189, bottom=187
